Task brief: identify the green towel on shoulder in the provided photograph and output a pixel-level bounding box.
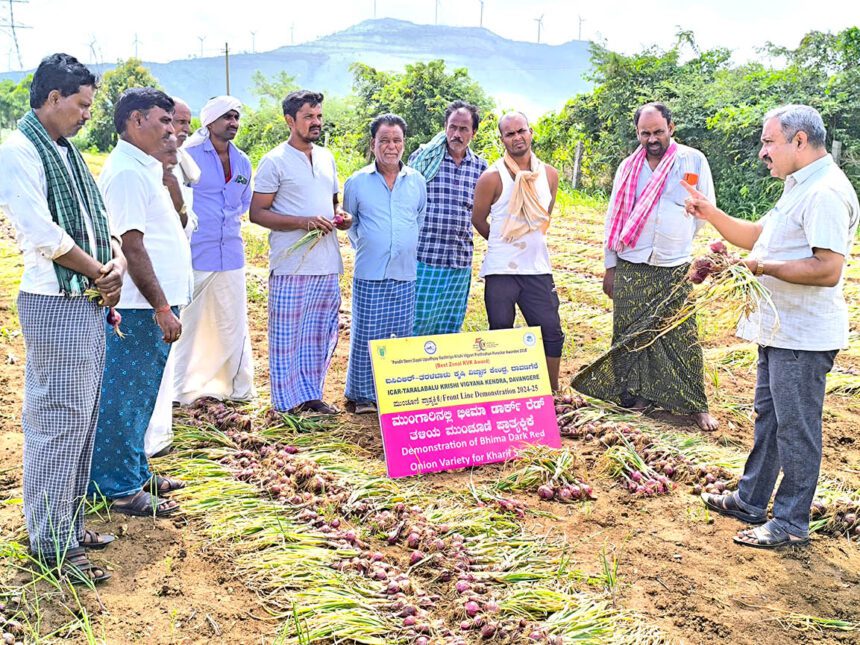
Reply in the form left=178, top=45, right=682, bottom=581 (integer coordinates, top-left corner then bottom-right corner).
left=17, top=110, right=112, bottom=295
left=409, top=131, right=448, bottom=182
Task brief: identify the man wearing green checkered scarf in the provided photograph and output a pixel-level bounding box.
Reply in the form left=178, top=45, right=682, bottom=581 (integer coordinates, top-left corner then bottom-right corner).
left=0, top=53, right=126, bottom=585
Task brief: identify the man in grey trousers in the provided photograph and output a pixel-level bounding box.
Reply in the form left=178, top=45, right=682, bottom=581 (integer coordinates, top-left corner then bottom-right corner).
left=684, top=104, right=859, bottom=548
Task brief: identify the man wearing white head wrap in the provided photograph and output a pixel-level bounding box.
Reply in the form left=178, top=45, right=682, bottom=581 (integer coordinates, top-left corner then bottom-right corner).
left=172, top=96, right=257, bottom=405
left=185, top=95, right=243, bottom=147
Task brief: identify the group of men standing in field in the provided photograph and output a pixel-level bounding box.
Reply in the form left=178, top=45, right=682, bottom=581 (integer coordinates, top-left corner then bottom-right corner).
left=0, top=49, right=857, bottom=586
left=249, top=93, right=564, bottom=416
left=0, top=52, right=565, bottom=582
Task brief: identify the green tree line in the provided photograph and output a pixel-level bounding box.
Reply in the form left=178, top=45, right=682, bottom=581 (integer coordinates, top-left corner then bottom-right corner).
left=533, top=27, right=860, bottom=217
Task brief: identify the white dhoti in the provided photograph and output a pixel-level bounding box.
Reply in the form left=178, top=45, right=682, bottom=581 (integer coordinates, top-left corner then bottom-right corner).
left=172, top=268, right=256, bottom=405
left=144, top=351, right=176, bottom=457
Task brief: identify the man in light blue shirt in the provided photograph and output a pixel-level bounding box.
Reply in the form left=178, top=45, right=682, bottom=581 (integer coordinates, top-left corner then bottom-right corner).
left=171, top=96, right=256, bottom=405
left=343, top=113, right=427, bottom=413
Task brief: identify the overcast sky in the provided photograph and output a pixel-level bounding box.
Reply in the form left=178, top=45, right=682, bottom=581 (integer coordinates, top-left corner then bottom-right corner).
left=1, top=0, right=857, bottom=72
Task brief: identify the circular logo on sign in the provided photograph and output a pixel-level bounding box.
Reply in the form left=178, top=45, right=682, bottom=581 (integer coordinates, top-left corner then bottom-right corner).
left=424, top=341, right=437, bottom=355
left=523, top=332, right=537, bottom=347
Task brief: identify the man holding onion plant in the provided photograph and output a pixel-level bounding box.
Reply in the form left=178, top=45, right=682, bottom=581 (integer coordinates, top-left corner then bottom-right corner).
left=0, top=53, right=124, bottom=584
left=685, top=104, right=859, bottom=549
left=250, top=90, right=352, bottom=416
left=573, top=102, right=718, bottom=431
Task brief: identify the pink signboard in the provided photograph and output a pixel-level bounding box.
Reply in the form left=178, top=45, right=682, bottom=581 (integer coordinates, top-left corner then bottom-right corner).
left=369, top=327, right=562, bottom=478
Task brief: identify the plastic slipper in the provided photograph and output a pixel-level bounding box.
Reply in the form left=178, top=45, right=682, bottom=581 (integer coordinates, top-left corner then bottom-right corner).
left=80, top=529, right=115, bottom=550
left=34, top=547, right=111, bottom=585
left=733, top=520, right=810, bottom=549
left=701, top=492, right=766, bottom=524
left=112, top=490, right=179, bottom=518
left=147, top=475, right=186, bottom=495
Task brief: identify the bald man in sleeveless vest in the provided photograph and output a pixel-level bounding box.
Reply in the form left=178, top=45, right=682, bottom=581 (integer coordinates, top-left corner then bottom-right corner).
left=471, top=111, right=563, bottom=391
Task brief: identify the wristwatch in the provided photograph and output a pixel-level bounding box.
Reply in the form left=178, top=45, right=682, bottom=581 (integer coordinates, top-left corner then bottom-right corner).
left=755, top=260, right=766, bottom=276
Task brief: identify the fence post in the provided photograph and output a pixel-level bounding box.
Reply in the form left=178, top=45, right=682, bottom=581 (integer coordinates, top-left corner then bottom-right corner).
left=572, top=140, right=584, bottom=190
left=832, top=139, right=842, bottom=165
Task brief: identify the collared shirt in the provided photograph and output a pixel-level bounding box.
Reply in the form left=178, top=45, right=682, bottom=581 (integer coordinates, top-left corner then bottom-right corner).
left=604, top=144, right=715, bottom=269
left=344, top=162, right=427, bottom=281
left=184, top=138, right=252, bottom=271
left=0, top=130, right=112, bottom=296
left=99, top=139, right=193, bottom=309
left=254, top=142, right=342, bottom=276
left=408, top=146, right=487, bottom=268
left=737, top=154, right=859, bottom=351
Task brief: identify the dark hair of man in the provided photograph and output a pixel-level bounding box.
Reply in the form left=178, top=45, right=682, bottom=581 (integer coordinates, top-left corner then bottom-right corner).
left=282, top=90, right=324, bottom=118
left=113, top=88, right=175, bottom=135
left=445, top=100, right=480, bottom=131
left=634, top=102, right=673, bottom=127
left=29, top=53, right=98, bottom=109
left=370, top=113, right=407, bottom=138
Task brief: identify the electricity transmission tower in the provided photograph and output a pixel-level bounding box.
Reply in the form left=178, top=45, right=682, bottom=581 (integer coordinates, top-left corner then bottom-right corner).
left=0, top=0, right=30, bottom=70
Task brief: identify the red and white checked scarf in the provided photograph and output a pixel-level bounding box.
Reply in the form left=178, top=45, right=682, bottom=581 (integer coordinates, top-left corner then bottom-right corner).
left=606, top=142, right=678, bottom=252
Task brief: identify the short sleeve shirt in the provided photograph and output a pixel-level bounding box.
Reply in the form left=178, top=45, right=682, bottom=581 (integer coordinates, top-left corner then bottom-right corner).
left=99, top=140, right=193, bottom=308
left=737, top=155, right=859, bottom=350
left=344, top=163, right=427, bottom=281
left=253, top=142, right=342, bottom=276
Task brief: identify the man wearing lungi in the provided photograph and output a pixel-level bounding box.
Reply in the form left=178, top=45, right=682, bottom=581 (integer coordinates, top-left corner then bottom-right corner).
left=250, top=90, right=352, bottom=416
left=408, top=100, right=487, bottom=335
left=89, top=88, right=192, bottom=517
left=687, top=104, right=858, bottom=548
left=172, top=96, right=256, bottom=404
left=0, top=53, right=124, bottom=583
left=343, top=114, right=427, bottom=414
left=472, top=111, right=563, bottom=392
left=572, top=102, right=718, bottom=431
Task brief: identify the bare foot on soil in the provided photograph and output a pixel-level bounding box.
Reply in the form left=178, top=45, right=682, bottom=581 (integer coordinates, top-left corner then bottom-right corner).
left=692, top=411, right=719, bottom=431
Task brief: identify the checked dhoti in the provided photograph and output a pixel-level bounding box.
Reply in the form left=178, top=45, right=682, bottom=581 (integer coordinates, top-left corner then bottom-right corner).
left=345, top=278, right=416, bottom=404
left=18, top=292, right=105, bottom=556
left=269, top=274, right=341, bottom=411
left=413, top=262, right=471, bottom=336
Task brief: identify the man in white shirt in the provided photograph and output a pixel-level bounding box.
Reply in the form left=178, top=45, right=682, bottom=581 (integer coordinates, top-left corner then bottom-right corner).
left=573, top=103, right=718, bottom=431
left=686, top=104, right=859, bottom=549
left=0, top=53, right=124, bottom=584
left=250, top=90, right=351, bottom=416
left=88, top=88, right=193, bottom=518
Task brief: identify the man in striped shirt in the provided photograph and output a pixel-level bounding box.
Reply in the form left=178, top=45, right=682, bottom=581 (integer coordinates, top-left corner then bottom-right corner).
left=409, top=101, right=488, bottom=336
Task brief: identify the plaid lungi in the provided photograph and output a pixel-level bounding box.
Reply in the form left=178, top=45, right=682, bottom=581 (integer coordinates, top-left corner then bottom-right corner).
left=413, top=262, right=471, bottom=336
left=269, top=274, right=341, bottom=411
left=18, top=292, right=105, bottom=556
left=345, top=278, right=416, bottom=404
left=572, top=260, right=708, bottom=414
left=89, top=309, right=173, bottom=499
